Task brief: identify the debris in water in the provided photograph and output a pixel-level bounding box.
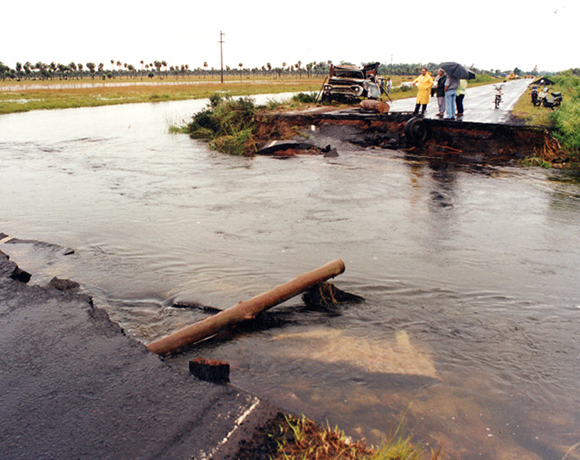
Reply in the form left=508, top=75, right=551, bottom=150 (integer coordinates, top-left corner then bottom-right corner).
left=189, top=357, right=230, bottom=383
left=302, top=282, right=363, bottom=308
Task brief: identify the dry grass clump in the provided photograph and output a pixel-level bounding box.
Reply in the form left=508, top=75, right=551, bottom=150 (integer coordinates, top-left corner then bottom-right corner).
left=270, top=414, right=442, bottom=460
left=273, top=415, right=374, bottom=460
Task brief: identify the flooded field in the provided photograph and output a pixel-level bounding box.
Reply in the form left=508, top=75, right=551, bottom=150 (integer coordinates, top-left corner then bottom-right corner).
left=1, top=95, right=579, bottom=459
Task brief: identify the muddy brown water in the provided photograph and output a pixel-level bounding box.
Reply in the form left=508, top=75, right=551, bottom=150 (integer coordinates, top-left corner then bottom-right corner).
left=1, top=95, right=579, bottom=459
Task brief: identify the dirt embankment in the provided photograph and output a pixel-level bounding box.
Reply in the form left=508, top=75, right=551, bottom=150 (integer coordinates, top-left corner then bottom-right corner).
left=255, top=108, right=566, bottom=165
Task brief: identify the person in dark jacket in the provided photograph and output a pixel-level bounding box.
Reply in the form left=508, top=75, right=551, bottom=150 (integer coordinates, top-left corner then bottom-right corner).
left=434, top=69, right=447, bottom=118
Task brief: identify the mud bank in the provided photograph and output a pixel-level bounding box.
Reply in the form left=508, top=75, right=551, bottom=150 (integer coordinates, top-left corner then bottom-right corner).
left=257, top=107, right=564, bottom=165
left=0, top=235, right=280, bottom=460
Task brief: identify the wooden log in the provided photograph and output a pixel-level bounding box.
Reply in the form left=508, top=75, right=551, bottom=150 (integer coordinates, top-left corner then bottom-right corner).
left=360, top=99, right=390, bottom=113
left=147, top=259, right=346, bottom=355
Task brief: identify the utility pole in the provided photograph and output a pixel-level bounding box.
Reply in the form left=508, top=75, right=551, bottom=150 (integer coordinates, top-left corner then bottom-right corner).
left=219, top=31, right=225, bottom=84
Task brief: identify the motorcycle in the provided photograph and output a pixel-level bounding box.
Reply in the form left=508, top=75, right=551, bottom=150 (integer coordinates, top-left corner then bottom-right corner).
left=536, top=87, right=562, bottom=109
left=494, top=84, right=504, bottom=109
left=530, top=86, right=538, bottom=106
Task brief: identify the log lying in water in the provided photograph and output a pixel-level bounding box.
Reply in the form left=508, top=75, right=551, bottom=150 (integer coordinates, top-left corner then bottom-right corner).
left=147, top=259, right=346, bottom=355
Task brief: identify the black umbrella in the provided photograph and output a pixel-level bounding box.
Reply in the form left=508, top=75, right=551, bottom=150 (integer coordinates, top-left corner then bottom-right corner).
left=440, top=62, right=476, bottom=80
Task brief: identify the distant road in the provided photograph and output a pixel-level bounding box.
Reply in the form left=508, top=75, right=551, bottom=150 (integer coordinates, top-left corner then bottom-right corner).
left=388, top=78, right=532, bottom=123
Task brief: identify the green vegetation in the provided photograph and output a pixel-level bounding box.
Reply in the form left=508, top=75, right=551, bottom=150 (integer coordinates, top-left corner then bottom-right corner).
left=0, top=79, right=323, bottom=115
left=521, top=156, right=553, bottom=168
left=183, top=94, right=258, bottom=156
left=180, top=92, right=319, bottom=155
left=550, top=72, right=580, bottom=164
left=0, top=59, right=537, bottom=116
left=269, top=414, right=441, bottom=460
left=512, top=72, right=580, bottom=167
left=0, top=60, right=538, bottom=85
left=187, top=94, right=257, bottom=156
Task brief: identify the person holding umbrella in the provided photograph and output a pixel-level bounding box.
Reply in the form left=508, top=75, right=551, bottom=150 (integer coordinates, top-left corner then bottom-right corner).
left=444, top=74, right=459, bottom=120
left=440, top=62, right=475, bottom=120
left=412, top=67, right=434, bottom=116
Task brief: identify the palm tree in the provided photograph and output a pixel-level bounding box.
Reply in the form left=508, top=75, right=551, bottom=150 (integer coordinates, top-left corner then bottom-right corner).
left=111, top=59, right=115, bottom=72
left=86, top=62, right=96, bottom=79
left=69, top=62, right=77, bottom=79
left=239, top=62, right=243, bottom=79
left=153, top=60, right=162, bottom=78
left=23, top=62, right=32, bottom=80
left=203, top=61, right=208, bottom=78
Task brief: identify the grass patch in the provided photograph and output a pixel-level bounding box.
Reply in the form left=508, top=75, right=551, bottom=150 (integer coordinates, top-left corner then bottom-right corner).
left=184, top=94, right=259, bottom=155
left=511, top=84, right=554, bottom=127
left=550, top=73, right=580, bottom=165
left=179, top=92, right=321, bottom=155
left=268, top=414, right=441, bottom=460
left=521, top=156, right=553, bottom=168
left=0, top=78, right=323, bottom=115
left=512, top=72, right=580, bottom=166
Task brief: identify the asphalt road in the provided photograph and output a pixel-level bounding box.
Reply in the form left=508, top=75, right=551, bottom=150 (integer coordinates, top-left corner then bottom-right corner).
left=388, top=78, right=532, bottom=123
left=0, top=237, right=278, bottom=460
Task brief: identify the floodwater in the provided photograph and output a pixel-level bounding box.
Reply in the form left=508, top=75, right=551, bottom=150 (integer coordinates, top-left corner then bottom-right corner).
left=1, top=95, right=579, bottom=459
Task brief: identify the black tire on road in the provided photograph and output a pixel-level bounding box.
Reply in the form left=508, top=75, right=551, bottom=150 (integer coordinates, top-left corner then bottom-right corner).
left=404, top=117, right=428, bottom=146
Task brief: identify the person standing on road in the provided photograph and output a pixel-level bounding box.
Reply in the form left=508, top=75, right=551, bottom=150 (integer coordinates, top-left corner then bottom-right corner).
left=434, top=69, right=447, bottom=118
left=412, top=67, right=434, bottom=116
left=386, top=77, right=392, bottom=94
left=456, top=79, right=467, bottom=117
left=444, top=74, right=459, bottom=120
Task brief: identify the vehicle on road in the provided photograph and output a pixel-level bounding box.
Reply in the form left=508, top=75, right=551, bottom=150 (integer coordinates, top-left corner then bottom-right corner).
left=320, top=62, right=380, bottom=102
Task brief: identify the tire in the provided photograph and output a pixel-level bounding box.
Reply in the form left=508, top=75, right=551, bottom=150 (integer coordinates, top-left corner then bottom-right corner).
left=404, top=117, right=428, bottom=146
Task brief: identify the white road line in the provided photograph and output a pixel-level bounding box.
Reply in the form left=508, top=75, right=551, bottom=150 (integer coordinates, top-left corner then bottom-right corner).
left=197, top=397, right=261, bottom=460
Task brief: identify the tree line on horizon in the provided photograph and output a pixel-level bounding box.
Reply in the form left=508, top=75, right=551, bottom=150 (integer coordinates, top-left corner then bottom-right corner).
left=0, top=59, right=561, bottom=82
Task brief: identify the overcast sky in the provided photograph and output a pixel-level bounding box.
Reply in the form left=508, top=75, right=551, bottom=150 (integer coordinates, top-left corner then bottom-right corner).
left=1, top=0, right=576, bottom=73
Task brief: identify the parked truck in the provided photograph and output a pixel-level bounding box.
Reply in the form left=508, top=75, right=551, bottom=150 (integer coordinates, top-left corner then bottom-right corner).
left=319, top=62, right=381, bottom=102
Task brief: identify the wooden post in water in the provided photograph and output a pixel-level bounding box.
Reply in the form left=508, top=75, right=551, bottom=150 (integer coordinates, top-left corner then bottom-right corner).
left=147, top=259, right=346, bottom=355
